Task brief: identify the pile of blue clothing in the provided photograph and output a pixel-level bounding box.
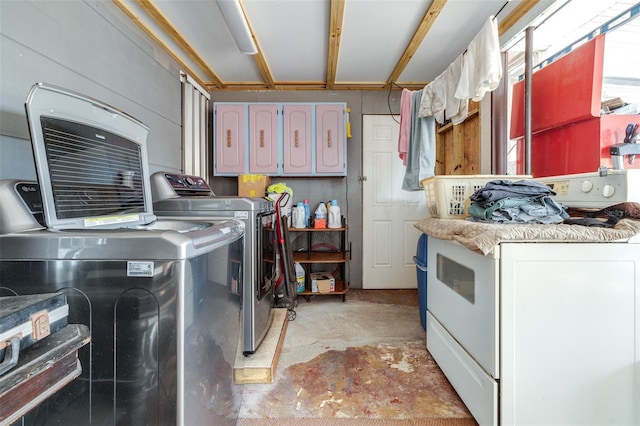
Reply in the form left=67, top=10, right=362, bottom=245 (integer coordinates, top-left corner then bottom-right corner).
left=468, top=179, right=569, bottom=224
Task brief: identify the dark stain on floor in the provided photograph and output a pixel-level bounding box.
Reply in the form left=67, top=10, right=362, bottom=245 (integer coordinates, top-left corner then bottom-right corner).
left=252, top=340, right=473, bottom=420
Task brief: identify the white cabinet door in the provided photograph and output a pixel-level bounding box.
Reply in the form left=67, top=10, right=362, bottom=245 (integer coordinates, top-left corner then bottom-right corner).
left=500, top=242, right=640, bottom=426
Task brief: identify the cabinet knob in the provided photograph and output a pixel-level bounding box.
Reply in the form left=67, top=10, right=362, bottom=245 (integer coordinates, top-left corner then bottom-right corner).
left=294, top=129, right=299, bottom=148
left=260, top=129, right=265, bottom=148
left=327, top=129, right=332, bottom=148
left=226, top=129, right=232, bottom=147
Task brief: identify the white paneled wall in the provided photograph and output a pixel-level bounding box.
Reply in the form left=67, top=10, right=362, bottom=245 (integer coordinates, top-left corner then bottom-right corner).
left=0, top=0, right=184, bottom=179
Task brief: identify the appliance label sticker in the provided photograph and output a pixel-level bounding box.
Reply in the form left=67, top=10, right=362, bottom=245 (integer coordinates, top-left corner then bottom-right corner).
left=234, top=211, right=249, bottom=219
left=85, top=214, right=140, bottom=227
left=127, top=261, right=154, bottom=277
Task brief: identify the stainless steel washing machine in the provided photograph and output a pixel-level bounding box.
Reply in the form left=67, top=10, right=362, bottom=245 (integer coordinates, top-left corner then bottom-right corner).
left=0, top=83, right=246, bottom=426
left=151, top=172, right=274, bottom=355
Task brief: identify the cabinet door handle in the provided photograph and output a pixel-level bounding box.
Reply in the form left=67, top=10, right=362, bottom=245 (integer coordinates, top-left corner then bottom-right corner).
left=327, top=129, right=332, bottom=148
left=260, top=129, right=265, bottom=148
left=294, top=129, right=299, bottom=148
left=226, top=129, right=232, bottom=147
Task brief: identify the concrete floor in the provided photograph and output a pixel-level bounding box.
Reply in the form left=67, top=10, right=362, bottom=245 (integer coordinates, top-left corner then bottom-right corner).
left=238, top=289, right=476, bottom=423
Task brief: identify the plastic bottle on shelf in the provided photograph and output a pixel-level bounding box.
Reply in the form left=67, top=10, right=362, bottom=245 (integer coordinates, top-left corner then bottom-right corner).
left=328, top=199, right=341, bottom=228
left=314, top=202, right=327, bottom=228
left=294, top=262, right=305, bottom=293
left=292, top=202, right=306, bottom=228
left=303, top=199, right=310, bottom=228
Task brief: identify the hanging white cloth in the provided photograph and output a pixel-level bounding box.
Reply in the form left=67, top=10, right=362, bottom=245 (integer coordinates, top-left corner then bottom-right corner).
left=445, top=54, right=468, bottom=124
left=455, top=16, right=502, bottom=102
left=418, top=74, right=446, bottom=124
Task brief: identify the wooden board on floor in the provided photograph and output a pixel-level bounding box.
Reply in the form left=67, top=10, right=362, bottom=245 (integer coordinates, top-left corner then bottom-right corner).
left=233, top=308, right=288, bottom=384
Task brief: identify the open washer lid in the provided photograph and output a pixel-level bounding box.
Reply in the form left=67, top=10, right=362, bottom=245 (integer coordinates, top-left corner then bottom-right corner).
left=24, top=83, right=157, bottom=230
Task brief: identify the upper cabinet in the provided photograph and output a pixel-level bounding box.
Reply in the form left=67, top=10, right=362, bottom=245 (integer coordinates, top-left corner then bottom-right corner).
left=214, top=104, right=246, bottom=174
left=248, top=104, right=279, bottom=174
left=315, top=104, right=345, bottom=175
left=214, top=102, right=347, bottom=177
left=283, top=104, right=312, bottom=175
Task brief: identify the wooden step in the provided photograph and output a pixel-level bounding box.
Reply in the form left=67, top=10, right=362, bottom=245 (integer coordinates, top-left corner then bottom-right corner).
left=233, top=308, right=288, bottom=384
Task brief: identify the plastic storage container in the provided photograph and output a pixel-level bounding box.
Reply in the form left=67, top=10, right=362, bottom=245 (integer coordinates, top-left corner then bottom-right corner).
left=314, top=203, right=327, bottom=228
left=328, top=199, right=341, bottom=228
left=292, top=202, right=306, bottom=228
left=420, top=175, right=531, bottom=219
left=413, top=234, right=428, bottom=330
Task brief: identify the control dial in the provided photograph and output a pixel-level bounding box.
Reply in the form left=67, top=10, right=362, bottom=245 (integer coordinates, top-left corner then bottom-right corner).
left=602, top=184, right=615, bottom=198
left=580, top=180, right=593, bottom=193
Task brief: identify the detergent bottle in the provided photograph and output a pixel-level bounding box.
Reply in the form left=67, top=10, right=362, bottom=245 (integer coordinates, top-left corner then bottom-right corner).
left=328, top=199, right=341, bottom=228
left=295, top=262, right=305, bottom=293
left=314, top=202, right=327, bottom=228
left=292, top=202, right=306, bottom=228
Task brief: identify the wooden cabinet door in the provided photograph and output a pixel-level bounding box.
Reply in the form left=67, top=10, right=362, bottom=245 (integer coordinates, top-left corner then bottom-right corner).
left=248, top=104, right=279, bottom=174
left=214, top=104, right=246, bottom=174
left=283, top=104, right=312, bottom=174
left=315, top=104, right=345, bottom=175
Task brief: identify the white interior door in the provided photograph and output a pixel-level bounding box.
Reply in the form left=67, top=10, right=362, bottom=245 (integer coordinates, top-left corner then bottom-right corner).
left=362, top=115, right=427, bottom=289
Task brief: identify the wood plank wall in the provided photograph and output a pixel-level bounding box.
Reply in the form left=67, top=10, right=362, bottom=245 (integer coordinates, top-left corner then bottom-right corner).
left=434, top=101, right=480, bottom=175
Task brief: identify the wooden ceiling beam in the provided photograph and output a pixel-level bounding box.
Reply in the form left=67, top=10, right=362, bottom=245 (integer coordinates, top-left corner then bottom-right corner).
left=498, top=0, right=541, bottom=36
left=209, top=81, right=427, bottom=91
left=386, top=0, right=447, bottom=85
left=326, top=0, right=346, bottom=90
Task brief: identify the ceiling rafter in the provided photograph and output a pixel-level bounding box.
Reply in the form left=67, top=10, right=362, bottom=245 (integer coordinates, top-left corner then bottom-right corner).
left=326, top=0, right=346, bottom=89
left=117, top=0, right=552, bottom=93
left=386, top=0, right=448, bottom=85
left=498, top=0, right=541, bottom=35
left=239, top=0, right=276, bottom=90
left=131, top=0, right=225, bottom=88
left=111, top=0, right=210, bottom=90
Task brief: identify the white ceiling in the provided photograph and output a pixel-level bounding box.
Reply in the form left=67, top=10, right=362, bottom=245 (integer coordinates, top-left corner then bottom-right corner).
left=114, top=0, right=558, bottom=91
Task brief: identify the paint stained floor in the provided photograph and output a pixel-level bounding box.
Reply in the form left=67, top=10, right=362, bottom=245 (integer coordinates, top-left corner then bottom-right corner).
left=238, top=289, right=476, bottom=424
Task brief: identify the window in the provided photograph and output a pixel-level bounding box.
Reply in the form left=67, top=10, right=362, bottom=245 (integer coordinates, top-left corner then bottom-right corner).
left=181, top=72, right=211, bottom=179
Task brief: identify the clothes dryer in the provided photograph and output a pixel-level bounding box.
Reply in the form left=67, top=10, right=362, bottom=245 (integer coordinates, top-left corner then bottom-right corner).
left=151, top=172, right=274, bottom=355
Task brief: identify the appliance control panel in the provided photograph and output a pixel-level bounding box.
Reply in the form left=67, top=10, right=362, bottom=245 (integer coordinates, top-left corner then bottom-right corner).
left=162, top=173, right=212, bottom=195
left=535, top=169, right=640, bottom=208
left=15, top=182, right=43, bottom=215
